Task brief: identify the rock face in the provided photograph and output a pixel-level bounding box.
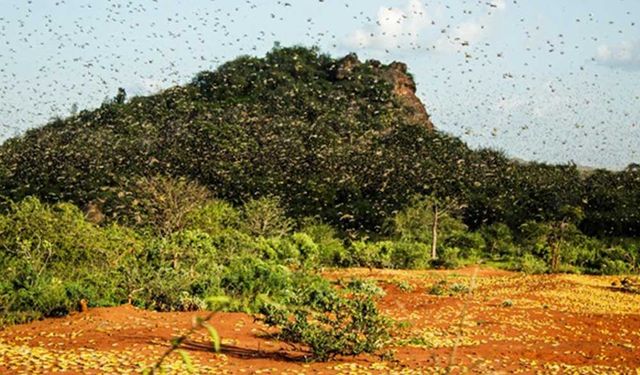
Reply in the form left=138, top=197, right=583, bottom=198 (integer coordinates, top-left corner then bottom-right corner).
left=383, top=62, right=434, bottom=130
left=334, top=54, right=434, bottom=130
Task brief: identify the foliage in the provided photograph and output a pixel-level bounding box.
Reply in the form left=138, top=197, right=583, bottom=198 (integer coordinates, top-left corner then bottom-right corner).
left=300, top=221, right=349, bottom=266
left=392, top=195, right=466, bottom=245
left=518, top=253, right=548, bottom=274
left=3, top=46, right=638, bottom=241
left=220, top=256, right=294, bottom=312
left=389, top=241, right=430, bottom=269
left=184, top=199, right=240, bottom=235
left=348, top=240, right=393, bottom=268
left=239, top=197, right=293, bottom=238
left=258, top=279, right=391, bottom=361
left=427, top=279, right=469, bottom=296
left=430, top=247, right=461, bottom=269
left=106, top=175, right=212, bottom=235
left=479, top=223, right=517, bottom=259
left=0, top=197, right=143, bottom=323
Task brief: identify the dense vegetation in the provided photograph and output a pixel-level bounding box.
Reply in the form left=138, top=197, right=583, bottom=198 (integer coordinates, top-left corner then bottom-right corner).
left=0, top=46, right=638, bottom=359
left=2, top=46, right=637, bottom=238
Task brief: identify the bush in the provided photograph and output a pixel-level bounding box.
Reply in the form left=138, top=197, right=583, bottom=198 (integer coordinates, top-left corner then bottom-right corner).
left=209, top=229, right=257, bottom=265
left=599, top=259, right=631, bottom=275
left=348, top=241, right=384, bottom=268
left=259, top=280, right=391, bottom=361
left=389, top=242, right=429, bottom=269
left=300, top=222, right=348, bottom=266
left=221, top=257, right=294, bottom=312
left=255, top=237, right=300, bottom=264
left=106, top=175, right=212, bottom=235
left=121, top=229, right=222, bottom=311
left=184, top=200, right=240, bottom=235
left=290, top=232, right=320, bottom=266
left=430, top=247, right=460, bottom=269
left=479, top=223, right=518, bottom=259
left=0, top=197, right=115, bottom=268
left=445, top=231, right=485, bottom=260
left=347, top=241, right=431, bottom=270
left=240, top=197, right=293, bottom=237
left=518, top=253, right=548, bottom=274
left=427, top=279, right=469, bottom=296
left=0, top=197, right=145, bottom=323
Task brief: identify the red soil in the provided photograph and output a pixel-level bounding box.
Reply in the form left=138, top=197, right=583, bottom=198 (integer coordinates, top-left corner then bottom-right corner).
left=1, top=267, right=639, bottom=374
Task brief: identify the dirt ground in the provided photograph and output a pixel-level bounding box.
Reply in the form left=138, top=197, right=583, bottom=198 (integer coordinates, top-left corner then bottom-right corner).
left=1, top=267, right=640, bottom=374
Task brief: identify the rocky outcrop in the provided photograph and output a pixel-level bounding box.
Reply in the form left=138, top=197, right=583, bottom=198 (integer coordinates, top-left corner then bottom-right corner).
left=334, top=54, right=434, bottom=130
left=382, top=62, right=433, bottom=130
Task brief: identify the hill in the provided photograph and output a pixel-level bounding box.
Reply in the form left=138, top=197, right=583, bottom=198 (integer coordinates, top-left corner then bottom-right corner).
left=0, top=46, right=638, bottom=236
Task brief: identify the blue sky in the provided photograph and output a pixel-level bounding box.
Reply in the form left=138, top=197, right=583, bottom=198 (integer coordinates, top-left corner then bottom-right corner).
left=0, top=0, right=638, bottom=169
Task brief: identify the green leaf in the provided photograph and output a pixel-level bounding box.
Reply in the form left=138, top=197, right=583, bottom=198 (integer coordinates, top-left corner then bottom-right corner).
left=202, top=322, right=221, bottom=352
left=177, top=349, right=195, bottom=373
left=204, top=295, right=231, bottom=311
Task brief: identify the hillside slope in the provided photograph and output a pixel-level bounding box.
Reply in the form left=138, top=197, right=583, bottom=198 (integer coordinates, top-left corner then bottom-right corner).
left=0, top=46, right=456, bottom=229
left=0, top=46, right=638, bottom=235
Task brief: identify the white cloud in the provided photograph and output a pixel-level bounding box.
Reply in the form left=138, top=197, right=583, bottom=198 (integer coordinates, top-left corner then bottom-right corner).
left=124, top=78, right=167, bottom=97
left=344, top=0, right=507, bottom=54
left=596, top=40, right=640, bottom=70
left=344, top=0, right=430, bottom=51
left=439, top=21, right=485, bottom=48
left=434, top=2, right=506, bottom=53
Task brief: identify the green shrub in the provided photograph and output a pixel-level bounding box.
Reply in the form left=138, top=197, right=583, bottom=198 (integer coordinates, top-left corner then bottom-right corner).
left=427, top=279, right=469, bottom=296
left=0, top=197, right=145, bottom=323
left=449, top=282, right=470, bottom=294
left=209, top=229, right=257, bottom=264
left=479, top=223, right=518, bottom=259
left=599, top=259, right=631, bottom=275
left=445, top=231, right=485, bottom=260
left=0, top=197, right=113, bottom=268
left=255, top=237, right=299, bottom=264
left=391, top=280, right=415, bottom=292
left=221, top=257, right=293, bottom=312
left=259, top=281, right=391, bottom=361
left=124, top=232, right=222, bottom=311
left=291, top=232, right=320, bottom=266
left=240, top=197, right=293, bottom=237
left=518, top=253, right=548, bottom=274
left=348, top=241, right=382, bottom=268
left=430, top=247, right=460, bottom=269
left=389, top=241, right=429, bottom=269
left=254, top=233, right=320, bottom=267
left=106, top=175, right=212, bottom=235
left=427, top=280, right=448, bottom=296
left=184, top=200, right=240, bottom=235
left=342, top=279, right=386, bottom=298
left=299, top=222, right=348, bottom=266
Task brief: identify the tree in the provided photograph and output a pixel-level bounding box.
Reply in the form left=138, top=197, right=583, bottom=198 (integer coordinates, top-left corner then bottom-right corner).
left=107, top=175, right=212, bottom=236
left=115, top=87, right=127, bottom=104
left=240, top=197, right=293, bottom=238
left=519, top=205, right=585, bottom=273
left=548, top=205, right=584, bottom=272
left=392, top=195, right=466, bottom=260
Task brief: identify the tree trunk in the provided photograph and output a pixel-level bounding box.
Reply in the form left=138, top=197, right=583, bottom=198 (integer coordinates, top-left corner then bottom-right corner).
left=550, top=221, right=567, bottom=273
left=431, top=204, right=439, bottom=260
left=550, top=241, right=560, bottom=273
